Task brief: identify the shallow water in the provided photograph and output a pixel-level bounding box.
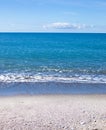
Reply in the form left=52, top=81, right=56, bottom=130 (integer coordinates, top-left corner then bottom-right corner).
left=0, top=82, right=106, bottom=96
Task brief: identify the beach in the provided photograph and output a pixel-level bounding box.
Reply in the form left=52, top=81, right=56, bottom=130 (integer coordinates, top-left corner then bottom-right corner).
left=0, top=33, right=106, bottom=130
left=0, top=95, right=106, bottom=130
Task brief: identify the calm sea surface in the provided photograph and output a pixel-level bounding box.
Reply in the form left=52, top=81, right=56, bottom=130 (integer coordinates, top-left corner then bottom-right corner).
left=0, top=33, right=106, bottom=95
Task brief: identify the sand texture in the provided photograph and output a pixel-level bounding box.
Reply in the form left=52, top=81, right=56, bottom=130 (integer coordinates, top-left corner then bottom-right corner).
left=0, top=95, right=106, bottom=130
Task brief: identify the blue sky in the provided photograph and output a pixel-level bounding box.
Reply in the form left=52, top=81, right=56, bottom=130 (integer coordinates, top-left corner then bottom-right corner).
left=0, top=0, right=106, bottom=32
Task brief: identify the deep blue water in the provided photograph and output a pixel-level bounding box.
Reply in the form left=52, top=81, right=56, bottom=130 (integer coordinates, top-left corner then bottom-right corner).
left=0, top=33, right=106, bottom=84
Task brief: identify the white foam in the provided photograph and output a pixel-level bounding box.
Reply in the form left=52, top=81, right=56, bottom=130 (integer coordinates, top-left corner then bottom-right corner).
left=0, top=73, right=106, bottom=83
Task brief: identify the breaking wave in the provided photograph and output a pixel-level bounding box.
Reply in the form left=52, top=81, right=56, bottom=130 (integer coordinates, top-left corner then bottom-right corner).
left=0, top=73, right=106, bottom=83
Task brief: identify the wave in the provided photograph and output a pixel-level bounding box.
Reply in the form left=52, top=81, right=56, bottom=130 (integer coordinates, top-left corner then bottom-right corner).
left=0, top=73, right=106, bottom=83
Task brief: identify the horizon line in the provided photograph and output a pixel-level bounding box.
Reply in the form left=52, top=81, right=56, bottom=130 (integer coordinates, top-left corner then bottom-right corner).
left=0, top=32, right=106, bottom=34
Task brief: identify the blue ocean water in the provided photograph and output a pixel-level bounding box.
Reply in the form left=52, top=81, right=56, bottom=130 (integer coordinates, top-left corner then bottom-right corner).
left=0, top=33, right=106, bottom=84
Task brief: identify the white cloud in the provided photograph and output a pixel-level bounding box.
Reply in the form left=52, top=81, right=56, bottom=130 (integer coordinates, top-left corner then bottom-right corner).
left=43, top=22, right=93, bottom=30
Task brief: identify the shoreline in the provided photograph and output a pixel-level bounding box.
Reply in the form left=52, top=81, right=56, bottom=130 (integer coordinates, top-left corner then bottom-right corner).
left=0, top=94, right=106, bottom=130
left=0, top=82, right=106, bottom=96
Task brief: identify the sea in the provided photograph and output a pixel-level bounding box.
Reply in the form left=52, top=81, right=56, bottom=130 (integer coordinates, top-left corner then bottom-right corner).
left=0, top=33, right=106, bottom=95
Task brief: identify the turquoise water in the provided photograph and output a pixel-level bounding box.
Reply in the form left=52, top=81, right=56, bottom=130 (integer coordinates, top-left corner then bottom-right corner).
left=0, top=33, right=106, bottom=83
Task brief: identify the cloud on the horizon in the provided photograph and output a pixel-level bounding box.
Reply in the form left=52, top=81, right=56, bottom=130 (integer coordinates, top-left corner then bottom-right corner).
left=43, top=22, right=93, bottom=30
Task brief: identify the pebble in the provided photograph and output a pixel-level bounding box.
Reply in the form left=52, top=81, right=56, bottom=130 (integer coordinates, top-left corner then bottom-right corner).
left=80, top=121, right=86, bottom=125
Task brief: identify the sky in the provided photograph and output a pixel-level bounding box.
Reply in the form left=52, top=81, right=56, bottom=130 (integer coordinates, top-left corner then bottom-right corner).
left=0, top=0, right=106, bottom=32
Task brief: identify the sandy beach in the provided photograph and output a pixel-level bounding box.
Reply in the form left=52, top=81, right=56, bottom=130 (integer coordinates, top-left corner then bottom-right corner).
left=0, top=95, right=106, bottom=130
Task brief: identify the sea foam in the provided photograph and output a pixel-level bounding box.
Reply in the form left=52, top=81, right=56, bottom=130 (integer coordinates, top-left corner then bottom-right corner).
left=0, top=73, right=106, bottom=83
